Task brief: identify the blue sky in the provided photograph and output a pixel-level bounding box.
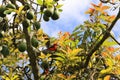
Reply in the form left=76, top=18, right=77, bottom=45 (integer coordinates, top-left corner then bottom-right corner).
left=41, top=0, right=120, bottom=43
left=0, top=0, right=119, bottom=42
left=41, top=0, right=92, bottom=37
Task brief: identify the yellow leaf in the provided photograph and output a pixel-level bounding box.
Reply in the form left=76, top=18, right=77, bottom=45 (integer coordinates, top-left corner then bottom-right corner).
left=39, top=52, right=51, bottom=59
left=108, top=15, right=116, bottom=22
left=89, top=62, right=92, bottom=68
left=100, top=67, right=112, bottom=74
left=102, top=52, right=108, bottom=57
left=69, top=56, right=79, bottom=60
left=15, top=16, right=19, bottom=23
left=36, top=29, right=43, bottom=36
left=57, top=74, right=66, bottom=79
left=113, top=69, right=120, bottom=74
left=16, top=6, right=24, bottom=15
left=3, top=38, right=9, bottom=42
left=12, top=75, right=19, bottom=80
left=2, top=76, right=10, bottom=80
left=69, top=75, right=76, bottom=79
left=101, top=6, right=110, bottom=11
left=115, top=55, right=120, bottom=60
left=85, top=8, right=95, bottom=14
left=60, top=48, right=67, bottom=54
left=104, top=75, right=110, bottom=80
left=106, top=58, right=114, bottom=66
left=70, top=48, right=82, bottom=56
left=14, top=48, right=19, bottom=53
left=67, top=46, right=72, bottom=54
left=46, top=0, right=53, bottom=3
left=98, top=78, right=102, bottom=80
left=39, top=52, right=46, bottom=59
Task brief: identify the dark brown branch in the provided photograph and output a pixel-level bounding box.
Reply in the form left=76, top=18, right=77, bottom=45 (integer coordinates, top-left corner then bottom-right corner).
left=23, top=27, right=40, bottom=80
left=84, top=8, right=120, bottom=68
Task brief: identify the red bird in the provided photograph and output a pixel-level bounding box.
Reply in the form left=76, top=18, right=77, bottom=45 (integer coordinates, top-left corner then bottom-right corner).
left=42, top=44, right=57, bottom=55
left=48, top=44, right=57, bottom=51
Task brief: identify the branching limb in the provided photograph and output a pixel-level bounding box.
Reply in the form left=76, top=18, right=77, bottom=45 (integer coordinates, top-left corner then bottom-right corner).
left=23, top=27, right=40, bottom=80
left=84, top=8, right=120, bottom=68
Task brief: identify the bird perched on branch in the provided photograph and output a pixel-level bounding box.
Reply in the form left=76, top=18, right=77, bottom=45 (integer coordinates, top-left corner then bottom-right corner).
left=42, top=43, right=58, bottom=55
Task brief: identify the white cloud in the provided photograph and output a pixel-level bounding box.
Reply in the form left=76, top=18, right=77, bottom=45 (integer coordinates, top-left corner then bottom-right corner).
left=41, top=0, right=92, bottom=37
left=60, top=0, right=91, bottom=23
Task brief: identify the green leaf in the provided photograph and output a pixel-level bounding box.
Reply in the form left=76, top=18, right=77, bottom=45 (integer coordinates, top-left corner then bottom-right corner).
left=37, top=0, right=43, bottom=5
left=103, top=38, right=117, bottom=46
left=51, top=53, right=66, bottom=59
left=58, top=9, right=63, bottom=12
left=56, top=4, right=63, bottom=8
left=4, top=9, right=14, bottom=14
left=51, top=53, right=66, bottom=63
left=27, top=25, right=31, bottom=32
left=65, top=48, right=82, bottom=59
left=73, top=25, right=84, bottom=32
left=97, top=23, right=106, bottom=29
left=53, top=57, right=65, bottom=63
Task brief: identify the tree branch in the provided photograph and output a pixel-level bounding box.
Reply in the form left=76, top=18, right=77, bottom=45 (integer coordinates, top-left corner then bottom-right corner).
left=84, top=8, right=120, bottom=68
left=23, top=27, right=40, bottom=80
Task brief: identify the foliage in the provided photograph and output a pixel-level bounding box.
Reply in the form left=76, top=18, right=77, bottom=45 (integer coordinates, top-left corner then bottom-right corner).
left=0, top=0, right=120, bottom=80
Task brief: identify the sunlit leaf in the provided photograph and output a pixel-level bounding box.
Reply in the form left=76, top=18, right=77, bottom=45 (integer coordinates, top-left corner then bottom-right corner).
left=109, top=15, right=116, bottom=22
left=37, top=0, right=43, bottom=5
left=2, top=76, right=10, bottom=80
left=68, top=48, right=82, bottom=58
left=38, top=52, right=51, bottom=59
left=53, top=57, right=65, bottom=63
left=102, top=52, right=109, bottom=57
left=15, top=16, right=20, bottom=23
left=101, top=6, right=110, bottom=11
left=85, top=8, right=95, bottom=14
left=3, top=37, right=9, bottom=42
left=106, top=58, right=114, bottom=66
left=36, top=29, right=43, bottom=36
left=73, top=25, right=84, bottom=32
left=56, top=4, right=63, bottom=8
left=69, top=56, right=79, bottom=60
left=12, top=75, right=20, bottom=80
left=16, top=6, right=24, bottom=15
left=100, top=67, right=112, bottom=74
left=104, top=75, right=110, bottom=80
left=45, top=0, right=53, bottom=3
left=60, top=48, right=68, bottom=54
left=103, top=38, right=117, bottom=47
left=57, top=74, right=66, bottom=79
left=97, top=23, right=106, bottom=29
left=115, top=55, right=120, bottom=60
left=51, top=53, right=65, bottom=59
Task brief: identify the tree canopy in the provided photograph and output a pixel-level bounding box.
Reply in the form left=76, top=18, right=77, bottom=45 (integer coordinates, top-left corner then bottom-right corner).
left=0, top=0, right=120, bottom=80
